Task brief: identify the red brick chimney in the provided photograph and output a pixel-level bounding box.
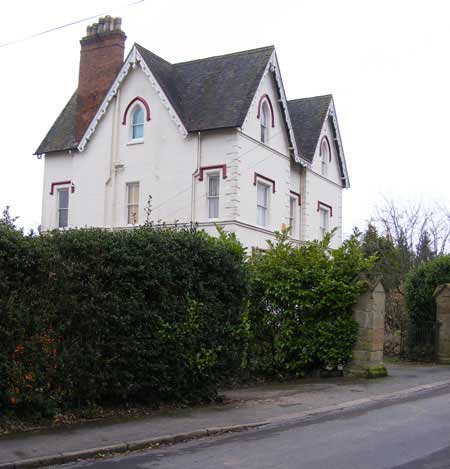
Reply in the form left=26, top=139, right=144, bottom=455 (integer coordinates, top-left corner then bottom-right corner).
left=76, top=16, right=126, bottom=142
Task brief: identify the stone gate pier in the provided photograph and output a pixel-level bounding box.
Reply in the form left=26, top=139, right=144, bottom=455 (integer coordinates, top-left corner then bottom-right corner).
left=348, top=276, right=388, bottom=378
left=433, top=284, right=450, bottom=364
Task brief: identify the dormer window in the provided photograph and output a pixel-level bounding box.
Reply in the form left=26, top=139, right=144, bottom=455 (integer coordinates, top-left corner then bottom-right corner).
left=260, top=101, right=270, bottom=143
left=131, top=106, right=145, bottom=140
left=320, top=137, right=330, bottom=177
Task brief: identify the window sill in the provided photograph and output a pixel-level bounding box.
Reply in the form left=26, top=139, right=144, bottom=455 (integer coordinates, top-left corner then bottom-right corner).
left=127, top=139, right=144, bottom=146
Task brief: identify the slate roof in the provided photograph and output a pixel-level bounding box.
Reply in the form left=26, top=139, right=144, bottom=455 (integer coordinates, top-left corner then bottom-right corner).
left=35, top=45, right=333, bottom=165
left=287, top=95, right=332, bottom=163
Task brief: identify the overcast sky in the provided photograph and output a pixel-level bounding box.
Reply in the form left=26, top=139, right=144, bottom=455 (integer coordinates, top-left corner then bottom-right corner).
left=1, top=0, right=449, bottom=235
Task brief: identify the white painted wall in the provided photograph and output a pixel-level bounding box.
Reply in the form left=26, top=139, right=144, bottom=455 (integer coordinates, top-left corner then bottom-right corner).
left=41, top=62, right=346, bottom=251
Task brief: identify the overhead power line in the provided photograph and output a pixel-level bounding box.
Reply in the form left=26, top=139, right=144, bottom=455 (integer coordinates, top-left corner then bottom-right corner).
left=0, top=0, right=145, bottom=49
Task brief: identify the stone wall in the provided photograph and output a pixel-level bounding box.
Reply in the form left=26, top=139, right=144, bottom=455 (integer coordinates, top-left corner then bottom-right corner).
left=434, top=284, right=450, bottom=364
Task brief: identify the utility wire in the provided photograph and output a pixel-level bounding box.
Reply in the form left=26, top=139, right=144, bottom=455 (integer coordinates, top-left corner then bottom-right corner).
left=0, top=0, right=145, bottom=49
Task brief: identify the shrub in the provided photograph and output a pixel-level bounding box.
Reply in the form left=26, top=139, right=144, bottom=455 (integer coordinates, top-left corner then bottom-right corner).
left=405, top=255, right=450, bottom=323
left=0, top=225, right=247, bottom=416
left=245, top=230, right=373, bottom=377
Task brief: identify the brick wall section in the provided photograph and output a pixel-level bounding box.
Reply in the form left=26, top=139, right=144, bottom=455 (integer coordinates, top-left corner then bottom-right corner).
left=76, top=29, right=126, bottom=142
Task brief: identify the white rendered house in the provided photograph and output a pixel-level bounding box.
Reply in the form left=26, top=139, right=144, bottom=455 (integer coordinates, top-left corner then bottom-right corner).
left=36, top=16, right=350, bottom=250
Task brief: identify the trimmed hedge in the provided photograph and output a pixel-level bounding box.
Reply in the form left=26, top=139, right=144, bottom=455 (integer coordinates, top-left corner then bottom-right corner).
left=243, top=231, right=373, bottom=378
left=405, top=255, right=450, bottom=323
left=0, top=225, right=247, bottom=416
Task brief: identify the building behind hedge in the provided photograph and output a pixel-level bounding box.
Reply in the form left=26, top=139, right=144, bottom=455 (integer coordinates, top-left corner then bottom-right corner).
left=35, top=16, right=350, bottom=250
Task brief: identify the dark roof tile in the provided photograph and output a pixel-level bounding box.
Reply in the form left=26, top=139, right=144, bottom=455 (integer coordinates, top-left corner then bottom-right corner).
left=287, top=95, right=332, bottom=162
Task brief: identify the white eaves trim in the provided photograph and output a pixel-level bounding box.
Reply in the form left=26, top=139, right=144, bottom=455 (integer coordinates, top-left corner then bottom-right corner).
left=77, top=45, right=188, bottom=152
left=241, top=50, right=310, bottom=168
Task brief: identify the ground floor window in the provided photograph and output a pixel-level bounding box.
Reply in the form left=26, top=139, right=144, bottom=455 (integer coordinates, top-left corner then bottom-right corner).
left=127, top=182, right=140, bottom=225
left=257, top=182, right=270, bottom=227
left=207, top=173, right=220, bottom=219
left=57, top=188, right=69, bottom=228
left=319, top=207, right=329, bottom=240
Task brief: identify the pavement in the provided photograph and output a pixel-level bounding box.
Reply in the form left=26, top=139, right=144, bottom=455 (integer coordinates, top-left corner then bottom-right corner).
left=1, top=362, right=450, bottom=468
left=55, top=382, right=450, bottom=468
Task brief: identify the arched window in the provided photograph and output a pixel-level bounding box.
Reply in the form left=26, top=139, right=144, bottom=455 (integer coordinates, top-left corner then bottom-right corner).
left=320, top=138, right=330, bottom=177
left=131, top=106, right=145, bottom=139
left=260, top=101, right=270, bottom=143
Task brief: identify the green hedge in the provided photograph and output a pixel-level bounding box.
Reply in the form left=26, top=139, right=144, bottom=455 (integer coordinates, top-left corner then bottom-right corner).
left=0, top=224, right=247, bottom=416
left=405, top=255, right=450, bottom=323
left=244, top=231, right=372, bottom=377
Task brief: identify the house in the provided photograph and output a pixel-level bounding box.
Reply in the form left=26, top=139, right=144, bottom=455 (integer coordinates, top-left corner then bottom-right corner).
left=35, top=16, right=350, bottom=250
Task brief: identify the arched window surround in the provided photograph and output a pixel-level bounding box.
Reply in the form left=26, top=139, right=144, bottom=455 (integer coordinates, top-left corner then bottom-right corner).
left=257, top=94, right=275, bottom=128
left=122, top=96, right=151, bottom=125
left=319, top=136, right=332, bottom=162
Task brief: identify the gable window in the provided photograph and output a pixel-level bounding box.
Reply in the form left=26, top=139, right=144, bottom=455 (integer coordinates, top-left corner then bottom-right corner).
left=57, top=188, right=69, bottom=228
left=257, top=182, right=270, bottom=227
left=289, top=196, right=297, bottom=236
left=207, top=173, right=220, bottom=219
left=319, top=207, right=329, bottom=240
left=131, top=106, right=145, bottom=140
left=127, top=182, right=140, bottom=225
left=260, top=101, right=270, bottom=143
left=320, top=138, right=330, bottom=177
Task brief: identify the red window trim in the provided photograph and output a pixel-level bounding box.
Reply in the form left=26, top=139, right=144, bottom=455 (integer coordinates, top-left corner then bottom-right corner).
left=122, top=96, right=151, bottom=125
left=317, top=201, right=333, bottom=217
left=257, top=94, right=275, bottom=128
left=198, top=164, right=227, bottom=181
left=320, top=136, right=332, bottom=162
left=50, top=181, right=75, bottom=195
left=290, top=190, right=302, bottom=206
left=254, top=173, right=276, bottom=193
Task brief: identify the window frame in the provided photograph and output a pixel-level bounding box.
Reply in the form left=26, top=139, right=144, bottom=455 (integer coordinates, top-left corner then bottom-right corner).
left=289, top=196, right=297, bottom=236
left=126, top=182, right=140, bottom=225
left=206, top=171, right=220, bottom=219
left=260, top=101, right=270, bottom=143
left=319, top=207, right=330, bottom=240
left=57, top=186, right=70, bottom=229
left=130, top=105, right=145, bottom=142
left=320, top=138, right=330, bottom=177
left=256, top=181, right=270, bottom=227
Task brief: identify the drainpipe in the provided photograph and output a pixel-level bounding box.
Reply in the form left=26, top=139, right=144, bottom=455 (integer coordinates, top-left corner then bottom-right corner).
left=191, top=131, right=201, bottom=223
left=110, top=89, right=121, bottom=229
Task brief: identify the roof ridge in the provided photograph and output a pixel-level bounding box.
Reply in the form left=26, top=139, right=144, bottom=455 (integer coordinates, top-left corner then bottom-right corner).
left=288, top=94, right=332, bottom=103
left=174, top=45, right=275, bottom=66
left=135, top=43, right=173, bottom=66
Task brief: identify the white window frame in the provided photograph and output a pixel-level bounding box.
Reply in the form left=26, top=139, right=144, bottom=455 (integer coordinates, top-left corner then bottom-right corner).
left=319, top=207, right=330, bottom=240
left=130, top=105, right=145, bottom=142
left=57, top=187, right=70, bottom=229
left=207, top=172, right=220, bottom=219
left=126, top=182, right=140, bottom=225
left=289, top=196, right=297, bottom=237
left=260, top=101, right=269, bottom=143
left=256, top=181, right=270, bottom=227
left=321, top=139, right=329, bottom=177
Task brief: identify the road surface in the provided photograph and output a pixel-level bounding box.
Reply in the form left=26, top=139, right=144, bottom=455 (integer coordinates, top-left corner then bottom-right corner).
left=54, top=386, right=450, bottom=469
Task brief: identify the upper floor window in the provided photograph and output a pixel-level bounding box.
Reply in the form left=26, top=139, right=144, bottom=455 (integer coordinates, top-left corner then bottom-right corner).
left=127, top=182, right=140, bottom=225
left=131, top=106, right=145, bottom=140
left=289, top=196, right=297, bottom=236
left=57, top=188, right=69, bottom=228
left=260, top=101, right=270, bottom=143
left=207, top=173, right=220, bottom=219
left=319, top=207, right=329, bottom=240
left=257, top=182, right=270, bottom=227
left=320, top=138, right=330, bottom=177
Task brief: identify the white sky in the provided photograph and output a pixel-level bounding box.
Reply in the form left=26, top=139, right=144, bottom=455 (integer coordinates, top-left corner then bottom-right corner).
left=1, top=0, right=449, bottom=235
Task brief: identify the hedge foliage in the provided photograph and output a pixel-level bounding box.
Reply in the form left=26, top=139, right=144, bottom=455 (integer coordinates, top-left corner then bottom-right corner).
left=244, top=231, right=373, bottom=378
left=0, top=218, right=373, bottom=417
left=0, top=223, right=247, bottom=416
left=405, top=255, right=450, bottom=323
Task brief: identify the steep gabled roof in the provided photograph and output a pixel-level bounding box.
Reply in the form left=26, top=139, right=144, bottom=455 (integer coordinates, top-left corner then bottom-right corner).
left=35, top=91, right=79, bottom=155
left=287, top=95, right=332, bottom=163
left=35, top=45, right=275, bottom=155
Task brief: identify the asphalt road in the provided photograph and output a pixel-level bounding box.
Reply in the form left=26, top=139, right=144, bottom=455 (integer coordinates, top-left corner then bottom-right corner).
left=54, top=386, right=450, bottom=469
